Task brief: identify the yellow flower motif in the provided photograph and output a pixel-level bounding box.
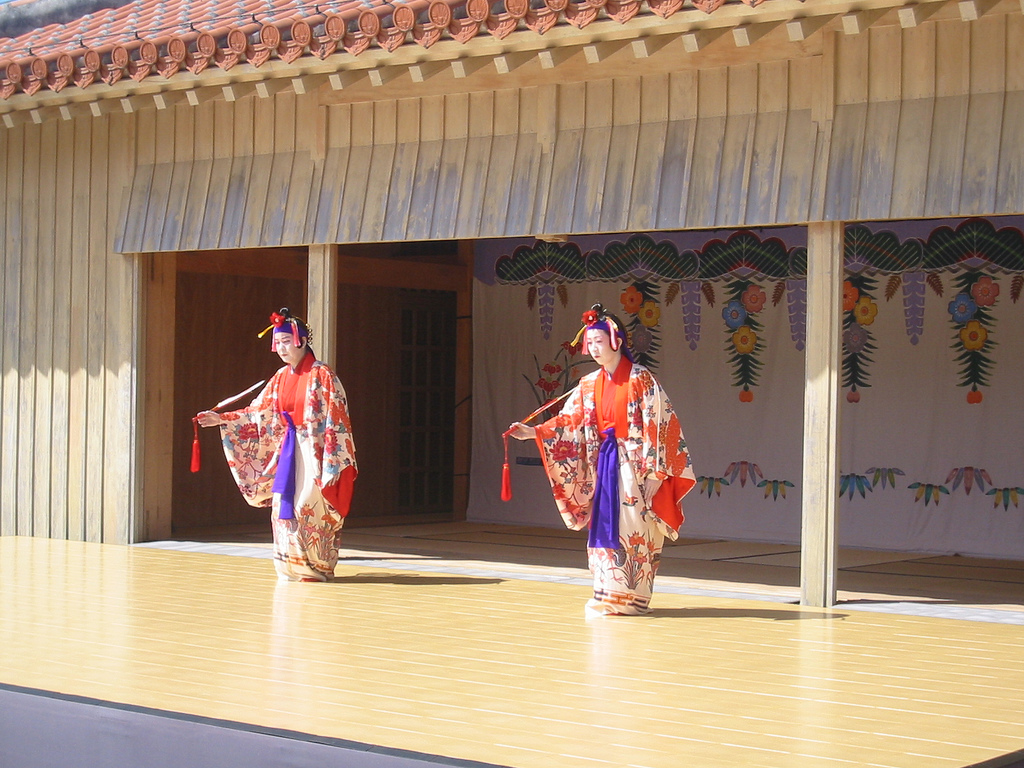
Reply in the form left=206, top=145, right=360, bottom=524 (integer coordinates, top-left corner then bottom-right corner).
left=960, top=320, right=988, bottom=351
left=853, top=296, right=878, bottom=326
left=638, top=300, right=661, bottom=328
left=732, top=325, right=757, bottom=354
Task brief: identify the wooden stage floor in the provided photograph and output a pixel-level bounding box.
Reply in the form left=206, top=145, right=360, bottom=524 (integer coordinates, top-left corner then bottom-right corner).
left=3, top=525, right=1024, bottom=768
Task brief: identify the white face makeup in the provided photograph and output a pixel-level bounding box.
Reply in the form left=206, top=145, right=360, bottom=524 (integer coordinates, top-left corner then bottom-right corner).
left=274, top=332, right=307, bottom=368
left=585, top=327, right=622, bottom=374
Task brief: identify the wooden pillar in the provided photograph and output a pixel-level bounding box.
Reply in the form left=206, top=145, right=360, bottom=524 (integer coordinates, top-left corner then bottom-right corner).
left=307, top=244, right=339, bottom=370
left=141, top=252, right=177, bottom=541
left=453, top=241, right=474, bottom=521
left=801, top=220, right=844, bottom=607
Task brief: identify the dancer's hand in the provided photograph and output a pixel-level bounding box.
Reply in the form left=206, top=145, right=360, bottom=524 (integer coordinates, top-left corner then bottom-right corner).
left=196, top=411, right=223, bottom=427
left=507, top=422, right=536, bottom=440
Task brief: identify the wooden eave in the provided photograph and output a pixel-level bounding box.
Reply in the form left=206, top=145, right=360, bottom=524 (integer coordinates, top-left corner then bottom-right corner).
left=0, top=0, right=1010, bottom=124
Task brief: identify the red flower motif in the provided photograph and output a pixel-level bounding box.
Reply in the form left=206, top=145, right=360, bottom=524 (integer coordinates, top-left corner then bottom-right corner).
left=270, top=312, right=286, bottom=327
left=542, top=363, right=563, bottom=375
left=741, top=284, right=767, bottom=314
left=535, top=378, right=559, bottom=394
left=238, top=423, right=260, bottom=441
left=971, top=275, right=999, bottom=307
left=581, top=310, right=599, bottom=326
left=561, top=340, right=580, bottom=357
left=550, top=440, right=578, bottom=463
left=628, top=534, right=647, bottom=549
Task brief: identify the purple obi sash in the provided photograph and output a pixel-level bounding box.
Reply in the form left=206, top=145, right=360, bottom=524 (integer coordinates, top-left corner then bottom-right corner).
left=272, top=411, right=297, bottom=520
left=588, top=427, right=620, bottom=550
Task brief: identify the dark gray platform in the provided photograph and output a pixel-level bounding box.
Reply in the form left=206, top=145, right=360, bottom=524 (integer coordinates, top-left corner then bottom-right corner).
left=1, top=684, right=506, bottom=768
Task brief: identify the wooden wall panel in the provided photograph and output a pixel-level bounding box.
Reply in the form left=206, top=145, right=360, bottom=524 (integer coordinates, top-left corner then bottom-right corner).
left=855, top=100, right=901, bottom=220
left=0, top=127, right=14, bottom=537
left=20, top=125, right=40, bottom=537
left=34, top=120, right=57, bottom=537
left=51, top=120, right=74, bottom=540
left=924, top=95, right=969, bottom=216
left=103, top=112, right=138, bottom=545
left=996, top=90, right=1024, bottom=212
left=889, top=98, right=933, bottom=219
left=960, top=91, right=1004, bottom=215
left=67, top=119, right=91, bottom=542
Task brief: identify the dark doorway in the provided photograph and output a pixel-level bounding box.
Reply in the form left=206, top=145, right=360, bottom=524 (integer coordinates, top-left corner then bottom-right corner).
left=171, top=251, right=306, bottom=534
left=163, top=249, right=462, bottom=538
left=336, top=286, right=457, bottom=527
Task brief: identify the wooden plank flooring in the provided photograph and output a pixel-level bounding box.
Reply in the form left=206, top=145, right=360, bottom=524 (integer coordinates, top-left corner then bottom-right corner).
left=3, top=532, right=1024, bottom=768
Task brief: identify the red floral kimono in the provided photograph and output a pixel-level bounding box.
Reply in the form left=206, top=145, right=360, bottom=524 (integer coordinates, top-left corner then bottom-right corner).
left=218, top=352, right=357, bottom=581
left=535, top=357, right=695, bottom=614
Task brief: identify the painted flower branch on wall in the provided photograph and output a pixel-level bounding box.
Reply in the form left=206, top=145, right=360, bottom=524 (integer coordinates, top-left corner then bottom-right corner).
left=841, top=275, right=880, bottom=403
left=947, top=272, right=999, bottom=403
left=722, top=281, right=768, bottom=402
left=522, top=340, right=584, bottom=409
left=619, top=281, right=663, bottom=370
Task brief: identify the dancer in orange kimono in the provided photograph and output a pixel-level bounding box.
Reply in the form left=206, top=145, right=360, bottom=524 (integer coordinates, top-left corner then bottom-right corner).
left=509, top=303, right=695, bottom=615
left=197, top=308, right=357, bottom=582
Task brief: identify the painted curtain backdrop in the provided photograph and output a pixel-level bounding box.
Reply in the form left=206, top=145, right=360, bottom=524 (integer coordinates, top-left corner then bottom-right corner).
left=470, top=218, right=1024, bottom=559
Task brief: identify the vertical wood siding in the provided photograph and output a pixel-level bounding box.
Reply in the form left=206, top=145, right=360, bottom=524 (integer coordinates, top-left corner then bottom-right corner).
left=0, top=114, right=137, bottom=542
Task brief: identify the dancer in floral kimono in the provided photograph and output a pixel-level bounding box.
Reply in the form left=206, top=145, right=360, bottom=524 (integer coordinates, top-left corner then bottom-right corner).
left=197, top=308, right=357, bottom=582
left=509, top=303, right=695, bottom=615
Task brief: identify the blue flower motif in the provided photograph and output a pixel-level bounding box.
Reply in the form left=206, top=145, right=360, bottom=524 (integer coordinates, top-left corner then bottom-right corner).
left=722, top=300, right=747, bottom=330
left=948, top=293, right=977, bottom=324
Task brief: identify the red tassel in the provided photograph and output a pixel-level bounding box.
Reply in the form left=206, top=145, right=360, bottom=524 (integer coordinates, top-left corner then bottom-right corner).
left=501, top=462, right=512, bottom=501
left=501, top=430, right=513, bottom=501
left=191, top=417, right=201, bottom=473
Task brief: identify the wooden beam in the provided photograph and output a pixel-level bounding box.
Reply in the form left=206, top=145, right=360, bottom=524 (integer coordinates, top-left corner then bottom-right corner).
left=493, top=51, right=533, bottom=74
left=119, top=95, right=150, bottom=114
left=682, top=28, right=728, bottom=53
left=631, top=35, right=673, bottom=58
left=786, top=15, right=833, bottom=42
left=152, top=91, right=189, bottom=110
left=451, top=57, right=490, bottom=79
left=801, top=220, right=844, bottom=609
left=329, top=71, right=364, bottom=90
left=176, top=249, right=307, bottom=281
left=1, top=110, right=30, bottom=128
left=184, top=88, right=220, bottom=107
left=537, top=47, right=575, bottom=69
left=958, top=0, right=999, bottom=20
left=336, top=253, right=467, bottom=291
left=409, top=61, right=448, bottom=83
left=841, top=8, right=887, bottom=34
left=292, top=74, right=328, bottom=95
left=898, top=2, right=941, bottom=28
left=733, top=22, right=778, bottom=47
left=368, top=67, right=401, bottom=87
left=308, top=244, right=339, bottom=371
left=88, top=99, right=123, bottom=117
left=583, top=40, right=627, bottom=63
left=254, top=78, right=291, bottom=99
left=221, top=82, right=257, bottom=102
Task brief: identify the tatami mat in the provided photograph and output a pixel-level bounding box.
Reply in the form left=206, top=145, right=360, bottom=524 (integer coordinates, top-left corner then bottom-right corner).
left=4, top=535, right=1024, bottom=768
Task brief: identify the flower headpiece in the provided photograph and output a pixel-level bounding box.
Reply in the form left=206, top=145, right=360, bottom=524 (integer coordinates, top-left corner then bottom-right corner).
left=570, top=302, right=632, bottom=361
left=258, top=307, right=311, bottom=350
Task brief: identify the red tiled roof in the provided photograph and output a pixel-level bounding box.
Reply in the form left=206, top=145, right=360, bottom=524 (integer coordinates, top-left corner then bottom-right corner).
left=0, top=0, right=758, bottom=100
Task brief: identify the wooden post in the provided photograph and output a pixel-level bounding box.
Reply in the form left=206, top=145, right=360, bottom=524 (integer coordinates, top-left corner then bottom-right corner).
left=141, top=252, right=177, bottom=541
left=454, top=241, right=474, bottom=521
left=307, top=244, right=339, bottom=370
left=801, top=220, right=844, bottom=608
